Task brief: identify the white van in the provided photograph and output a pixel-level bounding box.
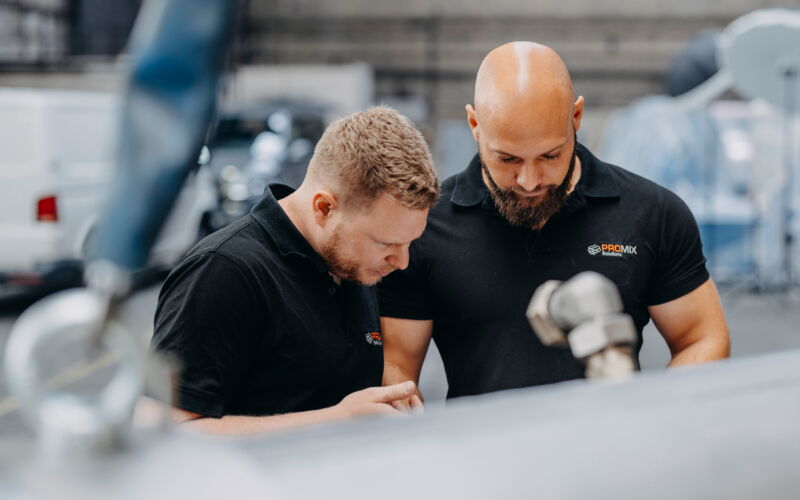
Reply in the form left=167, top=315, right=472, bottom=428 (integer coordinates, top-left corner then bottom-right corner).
left=0, top=88, right=217, bottom=299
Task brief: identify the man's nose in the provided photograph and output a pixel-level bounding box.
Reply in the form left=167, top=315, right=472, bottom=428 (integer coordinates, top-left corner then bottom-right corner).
left=516, top=163, right=541, bottom=192
left=387, top=244, right=410, bottom=270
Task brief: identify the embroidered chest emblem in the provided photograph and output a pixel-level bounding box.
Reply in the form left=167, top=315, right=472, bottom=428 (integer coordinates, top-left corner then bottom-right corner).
left=588, top=243, right=637, bottom=257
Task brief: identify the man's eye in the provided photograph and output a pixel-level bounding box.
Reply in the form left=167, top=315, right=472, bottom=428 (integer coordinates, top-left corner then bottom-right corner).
left=543, top=153, right=561, bottom=161
left=499, top=157, right=517, bottom=163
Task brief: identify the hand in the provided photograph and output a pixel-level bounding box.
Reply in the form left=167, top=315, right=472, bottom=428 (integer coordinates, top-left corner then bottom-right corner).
left=389, top=394, right=424, bottom=414
left=333, top=381, right=421, bottom=419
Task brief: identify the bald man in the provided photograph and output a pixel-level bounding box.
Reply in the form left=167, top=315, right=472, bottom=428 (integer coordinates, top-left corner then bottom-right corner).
left=378, top=42, right=730, bottom=400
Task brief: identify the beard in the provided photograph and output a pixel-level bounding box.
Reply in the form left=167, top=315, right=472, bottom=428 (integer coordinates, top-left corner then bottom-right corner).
left=318, top=224, right=391, bottom=286
left=480, top=133, right=578, bottom=230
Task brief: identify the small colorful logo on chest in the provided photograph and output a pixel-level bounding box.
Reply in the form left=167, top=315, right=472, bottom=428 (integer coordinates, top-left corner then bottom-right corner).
left=588, top=243, right=637, bottom=257
left=366, top=331, right=383, bottom=346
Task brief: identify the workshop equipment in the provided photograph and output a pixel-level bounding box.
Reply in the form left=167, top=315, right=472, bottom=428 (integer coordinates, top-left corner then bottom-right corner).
left=527, top=271, right=637, bottom=380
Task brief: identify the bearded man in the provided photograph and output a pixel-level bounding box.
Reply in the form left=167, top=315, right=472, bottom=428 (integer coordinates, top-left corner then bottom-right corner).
left=152, top=106, right=439, bottom=434
left=378, top=42, right=730, bottom=401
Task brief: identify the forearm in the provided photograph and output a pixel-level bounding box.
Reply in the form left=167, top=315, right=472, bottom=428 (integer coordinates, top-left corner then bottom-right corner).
left=383, top=359, right=422, bottom=385
left=668, top=333, right=730, bottom=367
left=183, top=406, right=345, bottom=435
left=379, top=317, right=432, bottom=396
left=651, top=279, right=731, bottom=369
left=382, top=361, right=423, bottom=400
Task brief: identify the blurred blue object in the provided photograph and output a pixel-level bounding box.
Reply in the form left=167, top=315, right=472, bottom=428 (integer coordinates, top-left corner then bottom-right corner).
left=89, top=0, right=238, bottom=272
left=665, top=30, right=721, bottom=98
left=599, top=96, right=758, bottom=283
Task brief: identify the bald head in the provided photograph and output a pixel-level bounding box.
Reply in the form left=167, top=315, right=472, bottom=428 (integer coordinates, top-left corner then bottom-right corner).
left=465, top=42, right=585, bottom=221
left=473, top=42, right=575, bottom=130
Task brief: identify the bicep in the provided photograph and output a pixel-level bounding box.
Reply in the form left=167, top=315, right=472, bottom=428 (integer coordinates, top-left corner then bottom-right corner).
left=648, top=278, right=728, bottom=354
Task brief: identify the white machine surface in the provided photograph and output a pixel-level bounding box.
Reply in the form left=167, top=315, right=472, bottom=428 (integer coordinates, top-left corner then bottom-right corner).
left=1, top=348, right=799, bottom=499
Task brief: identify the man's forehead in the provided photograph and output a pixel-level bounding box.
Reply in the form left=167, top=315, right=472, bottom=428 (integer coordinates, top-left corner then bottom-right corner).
left=349, top=194, right=427, bottom=233
left=479, top=108, right=572, bottom=150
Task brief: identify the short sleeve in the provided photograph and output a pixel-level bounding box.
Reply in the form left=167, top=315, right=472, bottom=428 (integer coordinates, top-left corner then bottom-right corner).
left=151, top=252, right=268, bottom=417
left=645, top=192, right=710, bottom=305
left=378, top=240, right=434, bottom=320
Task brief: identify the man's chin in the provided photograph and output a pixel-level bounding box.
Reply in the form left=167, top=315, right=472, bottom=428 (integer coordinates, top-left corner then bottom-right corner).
left=357, top=271, right=383, bottom=286
left=516, top=199, right=544, bottom=209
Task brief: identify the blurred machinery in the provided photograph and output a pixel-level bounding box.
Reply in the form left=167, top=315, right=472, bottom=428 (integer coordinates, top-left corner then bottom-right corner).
left=4, top=0, right=239, bottom=457
left=207, top=100, right=326, bottom=231
left=527, top=271, right=637, bottom=380
left=601, top=8, right=800, bottom=289
left=3, top=5, right=800, bottom=500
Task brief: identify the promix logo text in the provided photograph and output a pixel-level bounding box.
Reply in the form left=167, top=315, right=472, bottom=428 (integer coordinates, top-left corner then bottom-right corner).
left=588, top=243, right=637, bottom=257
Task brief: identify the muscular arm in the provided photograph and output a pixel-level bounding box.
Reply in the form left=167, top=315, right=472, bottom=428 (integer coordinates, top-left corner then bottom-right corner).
left=648, top=278, right=730, bottom=367
left=380, top=317, right=433, bottom=398
left=171, top=382, right=421, bottom=435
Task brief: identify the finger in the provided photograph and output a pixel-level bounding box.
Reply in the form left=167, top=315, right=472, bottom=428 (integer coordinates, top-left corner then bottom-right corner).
left=372, top=381, right=417, bottom=404
left=409, top=394, right=424, bottom=414
left=391, top=399, right=411, bottom=412
left=373, top=403, right=404, bottom=416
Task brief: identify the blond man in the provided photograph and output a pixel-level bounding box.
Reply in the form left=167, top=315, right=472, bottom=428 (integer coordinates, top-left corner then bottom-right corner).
left=152, top=107, right=439, bottom=434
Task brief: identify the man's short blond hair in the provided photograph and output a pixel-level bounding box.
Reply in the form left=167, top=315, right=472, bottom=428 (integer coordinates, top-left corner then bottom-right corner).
left=307, top=106, right=439, bottom=210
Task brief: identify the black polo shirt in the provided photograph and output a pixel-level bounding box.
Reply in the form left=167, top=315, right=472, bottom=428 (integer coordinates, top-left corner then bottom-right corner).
left=152, top=185, right=383, bottom=417
left=378, top=144, right=709, bottom=399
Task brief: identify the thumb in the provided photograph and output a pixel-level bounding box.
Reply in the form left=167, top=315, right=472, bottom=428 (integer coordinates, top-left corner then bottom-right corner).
left=373, top=381, right=417, bottom=404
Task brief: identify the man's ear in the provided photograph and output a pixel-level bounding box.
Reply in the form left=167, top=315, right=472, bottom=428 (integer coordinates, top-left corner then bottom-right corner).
left=466, top=104, right=480, bottom=142
left=572, top=96, right=585, bottom=133
left=311, top=191, right=338, bottom=227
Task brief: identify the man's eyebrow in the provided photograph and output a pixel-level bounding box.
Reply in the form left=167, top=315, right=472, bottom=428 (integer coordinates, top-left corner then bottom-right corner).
left=370, top=234, right=394, bottom=245
left=491, top=148, right=518, bottom=157
left=545, top=141, right=567, bottom=154
left=491, top=142, right=566, bottom=157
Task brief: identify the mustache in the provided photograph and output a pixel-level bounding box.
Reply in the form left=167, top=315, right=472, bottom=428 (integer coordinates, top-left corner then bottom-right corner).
left=478, top=133, right=578, bottom=229
left=509, top=185, right=558, bottom=196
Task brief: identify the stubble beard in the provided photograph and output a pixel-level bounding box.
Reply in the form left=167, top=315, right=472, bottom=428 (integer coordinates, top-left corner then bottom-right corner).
left=318, top=224, right=390, bottom=286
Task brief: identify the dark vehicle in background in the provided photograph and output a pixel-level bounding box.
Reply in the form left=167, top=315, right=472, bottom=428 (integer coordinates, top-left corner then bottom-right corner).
left=206, top=100, right=327, bottom=231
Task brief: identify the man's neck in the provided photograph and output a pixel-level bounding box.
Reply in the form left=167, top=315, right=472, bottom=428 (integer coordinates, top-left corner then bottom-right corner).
left=568, top=155, right=583, bottom=195
left=278, top=191, right=320, bottom=254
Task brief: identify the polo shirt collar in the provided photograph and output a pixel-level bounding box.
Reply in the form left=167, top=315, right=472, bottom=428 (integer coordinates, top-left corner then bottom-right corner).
left=450, top=142, right=619, bottom=208
left=576, top=144, right=619, bottom=199
left=450, top=154, right=489, bottom=207
left=250, top=184, right=329, bottom=274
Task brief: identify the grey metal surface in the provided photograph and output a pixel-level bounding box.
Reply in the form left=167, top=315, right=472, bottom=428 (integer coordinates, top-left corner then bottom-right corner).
left=232, top=349, right=800, bottom=499
left=1, top=315, right=799, bottom=497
